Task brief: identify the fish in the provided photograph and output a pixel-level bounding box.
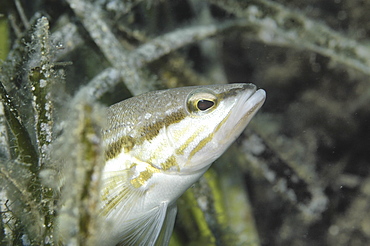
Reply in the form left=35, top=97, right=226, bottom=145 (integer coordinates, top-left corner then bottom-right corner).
left=97, top=83, right=266, bottom=246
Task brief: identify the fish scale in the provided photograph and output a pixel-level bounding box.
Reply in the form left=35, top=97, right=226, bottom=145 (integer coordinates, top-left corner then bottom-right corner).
left=97, top=83, right=266, bottom=246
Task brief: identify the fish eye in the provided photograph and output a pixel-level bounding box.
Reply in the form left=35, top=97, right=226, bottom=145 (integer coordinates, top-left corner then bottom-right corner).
left=197, top=100, right=214, bottom=111
left=186, top=89, right=218, bottom=115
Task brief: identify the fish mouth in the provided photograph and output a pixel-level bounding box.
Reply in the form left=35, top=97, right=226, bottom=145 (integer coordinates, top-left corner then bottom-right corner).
left=234, top=84, right=266, bottom=117
left=220, top=86, right=266, bottom=144
left=241, top=88, right=266, bottom=117
left=237, top=87, right=266, bottom=128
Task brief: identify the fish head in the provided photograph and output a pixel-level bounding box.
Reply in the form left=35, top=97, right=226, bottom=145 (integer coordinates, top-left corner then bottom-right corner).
left=166, top=83, right=266, bottom=173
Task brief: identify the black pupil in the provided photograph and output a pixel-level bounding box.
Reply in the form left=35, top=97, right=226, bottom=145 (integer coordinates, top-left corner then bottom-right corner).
left=197, top=100, right=214, bottom=111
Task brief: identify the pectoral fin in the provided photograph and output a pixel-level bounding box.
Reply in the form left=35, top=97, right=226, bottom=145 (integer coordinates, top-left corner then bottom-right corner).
left=117, top=201, right=169, bottom=246
left=155, top=204, right=177, bottom=246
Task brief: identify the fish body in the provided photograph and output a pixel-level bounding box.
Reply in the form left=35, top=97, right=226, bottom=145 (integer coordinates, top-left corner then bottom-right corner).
left=97, top=83, right=266, bottom=245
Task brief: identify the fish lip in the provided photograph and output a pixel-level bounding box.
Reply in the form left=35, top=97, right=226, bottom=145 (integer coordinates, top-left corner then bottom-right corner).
left=224, top=87, right=266, bottom=139
left=238, top=84, right=266, bottom=109
left=246, top=88, right=266, bottom=109
left=238, top=85, right=266, bottom=117
left=241, top=88, right=266, bottom=120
